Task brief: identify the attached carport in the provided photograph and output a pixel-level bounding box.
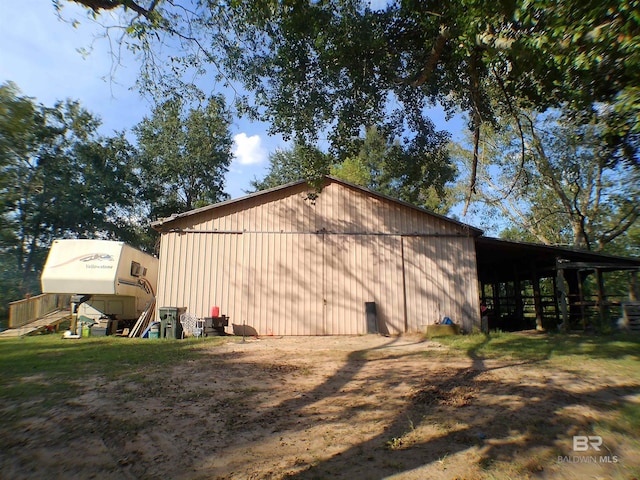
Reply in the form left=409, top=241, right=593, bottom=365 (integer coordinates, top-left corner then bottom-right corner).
left=474, top=237, right=640, bottom=331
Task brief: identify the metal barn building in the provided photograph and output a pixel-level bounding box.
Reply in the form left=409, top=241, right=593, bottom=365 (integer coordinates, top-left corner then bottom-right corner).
left=151, top=177, right=483, bottom=335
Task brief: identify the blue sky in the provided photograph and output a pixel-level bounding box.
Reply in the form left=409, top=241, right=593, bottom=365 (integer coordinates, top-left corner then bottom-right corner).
left=0, top=0, right=281, bottom=198
left=0, top=0, right=471, bottom=210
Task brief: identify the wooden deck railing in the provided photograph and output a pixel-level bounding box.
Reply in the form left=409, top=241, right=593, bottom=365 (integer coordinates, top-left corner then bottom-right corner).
left=8, top=294, right=71, bottom=328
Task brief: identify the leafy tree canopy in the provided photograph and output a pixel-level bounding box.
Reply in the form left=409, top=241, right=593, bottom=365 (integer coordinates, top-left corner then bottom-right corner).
left=250, top=140, right=332, bottom=193
left=334, top=125, right=456, bottom=213
left=61, top=0, right=639, bottom=174
left=252, top=125, right=456, bottom=213
left=453, top=108, right=639, bottom=252
left=133, top=95, right=233, bottom=220
left=0, top=81, right=140, bottom=304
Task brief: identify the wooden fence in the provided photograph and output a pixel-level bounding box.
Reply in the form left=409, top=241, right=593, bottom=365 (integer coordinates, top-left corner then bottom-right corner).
left=8, top=294, right=71, bottom=328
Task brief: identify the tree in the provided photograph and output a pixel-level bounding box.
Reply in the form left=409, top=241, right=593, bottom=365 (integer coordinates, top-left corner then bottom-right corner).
left=333, top=126, right=456, bottom=213
left=453, top=109, right=640, bottom=251
left=60, top=0, right=640, bottom=196
left=250, top=141, right=331, bottom=192
left=330, top=156, right=371, bottom=188
left=0, top=82, right=140, bottom=305
left=73, top=134, right=147, bottom=248
left=252, top=126, right=456, bottom=213
left=133, top=95, right=233, bottom=220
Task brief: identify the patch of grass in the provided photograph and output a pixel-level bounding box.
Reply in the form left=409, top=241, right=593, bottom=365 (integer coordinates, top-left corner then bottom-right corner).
left=2, top=335, right=222, bottom=374
left=229, top=385, right=264, bottom=396
left=435, top=331, right=640, bottom=364
left=385, top=436, right=404, bottom=450
left=381, top=460, right=405, bottom=470
left=477, top=455, right=495, bottom=470
left=600, top=402, right=640, bottom=437
left=298, top=365, right=314, bottom=376
left=0, top=335, right=215, bottom=406
left=2, top=379, right=80, bottom=413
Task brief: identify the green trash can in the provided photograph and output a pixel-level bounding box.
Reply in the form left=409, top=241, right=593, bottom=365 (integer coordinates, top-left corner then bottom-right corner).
left=159, top=307, right=186, bottom=339
left=79, top=316, right=96, bottom=337
left=81, top=324, right=91, bottom=337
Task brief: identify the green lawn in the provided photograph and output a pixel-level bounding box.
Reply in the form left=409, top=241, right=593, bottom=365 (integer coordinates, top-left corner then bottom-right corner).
left=1, top=331, right=639, bottom=479
left=437, top=330, right=640, bottom=457
left=0, top=335, right=224, bottom=418
left=437, top=330, right=640, bottom=368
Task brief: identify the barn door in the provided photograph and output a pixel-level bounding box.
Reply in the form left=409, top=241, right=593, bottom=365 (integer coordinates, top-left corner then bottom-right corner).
left=322, top=235, right=405, bottom=334
left=401, top=235, right=479, bottom=332
left=323, top=235, right=364, bottom=335
left=402, top=236, right=443, bottom=330
left=242, top=232, right=325, bottom=335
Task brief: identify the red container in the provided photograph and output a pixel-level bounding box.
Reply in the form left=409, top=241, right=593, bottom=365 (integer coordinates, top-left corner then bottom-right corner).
left=211, top=305, right=220, bottom=318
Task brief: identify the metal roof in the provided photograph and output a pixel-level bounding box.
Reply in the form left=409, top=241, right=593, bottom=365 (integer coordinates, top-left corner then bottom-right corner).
left=476, top=236, right=640, bottom=283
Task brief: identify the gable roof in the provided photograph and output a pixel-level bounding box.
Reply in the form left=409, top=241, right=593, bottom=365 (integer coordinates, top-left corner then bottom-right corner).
left=151, top=175, right=483, bottom=235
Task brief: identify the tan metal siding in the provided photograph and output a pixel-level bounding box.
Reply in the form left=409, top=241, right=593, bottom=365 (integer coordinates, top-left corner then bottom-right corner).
left=323, top=235, right=405, bottom=335
left=371, top=235, right=406, bottom=334
left=157, top=232, right=411, bottom=335
left=324, top=235, right=357, bottom=334
left=462, top=237, right=481, bottom=330
left=177, top=180, right=468, bottom=236
left=244, top=233, right=326, bottom=335
left=403, top=236, right=480, bottom=332
left=155, top=179, right=480, bottom=335
left=156, top=233, right=244, bottom=322
left=221, top=232, right=325, bottom=336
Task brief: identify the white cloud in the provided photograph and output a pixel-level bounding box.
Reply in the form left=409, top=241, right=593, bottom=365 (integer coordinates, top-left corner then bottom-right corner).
left=232, top=133, right=266, bottom=165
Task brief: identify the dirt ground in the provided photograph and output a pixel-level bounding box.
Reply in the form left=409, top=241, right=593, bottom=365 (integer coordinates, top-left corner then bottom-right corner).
left=3, top=334, right=639, bottom=479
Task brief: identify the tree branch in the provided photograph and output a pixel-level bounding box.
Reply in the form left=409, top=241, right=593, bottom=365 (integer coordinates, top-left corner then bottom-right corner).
left=598, top=207, right=639, bottom=249
left=462, top=47, right=483, bottom=216
left=482, top=175, right=553, bottom=244
left=411, top=25, right=450, bottom=87
left=569, top=178, right=591, bottom=250
left=69, top=0, right=159, bottom=19
left=525, top=116, right=574, bottom=218
left=492, top=66, right=526, bottom=199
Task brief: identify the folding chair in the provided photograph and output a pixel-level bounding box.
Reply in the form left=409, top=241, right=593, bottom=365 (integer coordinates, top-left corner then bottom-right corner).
left=179, top=313, right=204, bottom=338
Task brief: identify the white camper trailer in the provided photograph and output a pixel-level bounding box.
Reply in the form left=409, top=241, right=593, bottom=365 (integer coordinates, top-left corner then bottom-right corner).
left=41, top=239, right=158, bottom=334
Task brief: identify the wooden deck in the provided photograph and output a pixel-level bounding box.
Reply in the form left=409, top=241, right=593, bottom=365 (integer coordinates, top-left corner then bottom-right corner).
left=0, top=309, right=71, bottom=338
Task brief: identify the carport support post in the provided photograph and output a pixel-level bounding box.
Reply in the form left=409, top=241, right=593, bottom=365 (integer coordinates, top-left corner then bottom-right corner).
left=578, top=270, right=587, bottom=330
left=556, top=267, right=569, bottom=332
left=564, top=270, right=584, bottom=330
left=531, top=262, right=544, bottom=331
left=514, top=274, right=523, bottom=328
left=596, top=269, right=609, bottom=331
left=631, top=271, right=639, bottom=301
left=492, top=282, right=500, bottom=321
left=552, top=273, right=560, bottom=326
